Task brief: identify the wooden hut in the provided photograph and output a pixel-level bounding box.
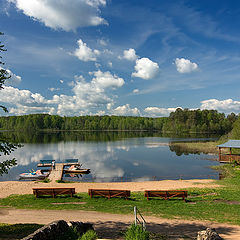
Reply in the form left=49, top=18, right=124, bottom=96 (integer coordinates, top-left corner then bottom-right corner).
left=217, top=140, right=240, bottom=163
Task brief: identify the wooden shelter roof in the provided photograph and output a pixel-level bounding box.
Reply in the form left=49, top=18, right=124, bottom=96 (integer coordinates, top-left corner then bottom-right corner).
left=217, top=140, right=240, bottom=149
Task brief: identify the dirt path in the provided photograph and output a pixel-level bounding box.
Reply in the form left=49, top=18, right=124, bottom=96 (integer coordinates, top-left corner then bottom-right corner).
left=1, top=208, right=240, bottom=240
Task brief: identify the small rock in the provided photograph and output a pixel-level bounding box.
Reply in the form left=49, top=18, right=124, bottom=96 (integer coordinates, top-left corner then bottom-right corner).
left=197, top=228, right=223, bottom=240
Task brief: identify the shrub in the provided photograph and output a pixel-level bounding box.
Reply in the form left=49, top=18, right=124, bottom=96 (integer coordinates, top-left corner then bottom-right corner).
left=124, top=224, right=149, bottom=240
left=80, top=230, right=98, bottom=240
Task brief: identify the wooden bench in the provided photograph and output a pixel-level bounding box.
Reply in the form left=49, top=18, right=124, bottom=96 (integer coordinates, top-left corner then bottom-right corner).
left=88, top=189, right=130, bottom=199
left=33, top=188, right=75, bottom=198
left=144, top=190, right=187, bottom=201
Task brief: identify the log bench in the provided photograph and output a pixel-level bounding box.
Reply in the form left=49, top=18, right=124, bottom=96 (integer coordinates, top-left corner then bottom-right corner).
left=88, top=189, right=130, bottom=199
left=33, top=188, right=75, bottom=198
left=144, top=190, right=187, bottom=201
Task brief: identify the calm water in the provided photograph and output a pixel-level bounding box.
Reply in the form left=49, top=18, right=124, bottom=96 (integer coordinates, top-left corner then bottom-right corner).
left=0, top=131, right=220, bottom=181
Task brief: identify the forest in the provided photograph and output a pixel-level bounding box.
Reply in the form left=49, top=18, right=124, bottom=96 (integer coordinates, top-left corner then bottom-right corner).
left=0, top=108, right=238, bottom=134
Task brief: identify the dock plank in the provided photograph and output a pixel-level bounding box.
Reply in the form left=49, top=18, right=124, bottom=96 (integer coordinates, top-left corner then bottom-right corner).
left=48, top=163, right=64, bottom=181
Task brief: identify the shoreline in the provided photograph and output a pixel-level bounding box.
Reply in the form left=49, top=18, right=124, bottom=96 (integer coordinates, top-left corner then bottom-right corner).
left=0, top=179, right=219, bottom=199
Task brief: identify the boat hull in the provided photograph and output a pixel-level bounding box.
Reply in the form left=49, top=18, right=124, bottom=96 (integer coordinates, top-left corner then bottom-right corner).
left=19, top=173, right=49, bottom=180
left=64, top=169, right=90, bottom=174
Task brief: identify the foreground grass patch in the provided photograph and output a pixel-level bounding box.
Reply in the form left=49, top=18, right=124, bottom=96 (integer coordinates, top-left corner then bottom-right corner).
left=1, top=165, right=240, bottom=225
left=0, top=223, right=43, bottom=239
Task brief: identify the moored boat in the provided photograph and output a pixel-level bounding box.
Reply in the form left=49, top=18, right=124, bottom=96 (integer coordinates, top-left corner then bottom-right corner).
left=64, top=168, right=91, bottom=174
left=19, top=170, right=49, bottom=180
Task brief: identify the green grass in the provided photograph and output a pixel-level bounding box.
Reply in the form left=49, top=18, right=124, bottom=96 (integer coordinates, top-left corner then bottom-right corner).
left=170, top=141, right=219, bottom=154
left=2, top=165, right=240, bottom=225
left=81, top=230, right=98, bottom=240
left=124, top=224, right=149, bottom=240
left=0, top=223, right=43, bottom=239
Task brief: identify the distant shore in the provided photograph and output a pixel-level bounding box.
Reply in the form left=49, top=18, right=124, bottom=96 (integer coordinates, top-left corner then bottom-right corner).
left=0, top=179, right=219, bottom=199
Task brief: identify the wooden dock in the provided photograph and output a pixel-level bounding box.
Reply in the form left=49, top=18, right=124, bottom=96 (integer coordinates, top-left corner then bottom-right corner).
left=38, top=162, right=81, bottom=168
left=48, top=163, right=64, bottom=182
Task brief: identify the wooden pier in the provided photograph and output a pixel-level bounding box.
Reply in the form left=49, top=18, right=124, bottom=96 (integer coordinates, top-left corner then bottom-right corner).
left=38, top=162, right=82, bottom=168
left=38, top=160, right=85, bottom=182
left=48, top=163, right=64, bottom=182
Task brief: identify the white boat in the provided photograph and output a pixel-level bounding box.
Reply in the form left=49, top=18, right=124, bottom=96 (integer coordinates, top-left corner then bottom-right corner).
left=64, top=165, right=90, bottom=175
left=19, top=170, right=49, bottom=180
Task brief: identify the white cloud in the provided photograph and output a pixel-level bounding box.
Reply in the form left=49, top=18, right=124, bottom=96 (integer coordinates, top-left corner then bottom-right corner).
left=95, top=110, right=105, bottom=115
left=175, top=58, right=198, bottom=73
left=8, top=0, right=107, bottom=31
left=107, top=103, right=113, bottom=110
left=133, top=89, right=139, bottom=94
left=0, top=70, right=125, bottom=116
left=132, top=57, right=159, bottom=80
left=200, top=99, right=240, bottom=114
left=0, top=68, right=21, bottom=86
left=91, top=70, right=125, bottom=88
left=59, top=79, right=64, bottom=83
left=120, top=48, right=138, bottom=61
left=108, top=61, right=112, bottom=67
left=95, top=63, right=101, bottom=68
left=99, top=39, right=107, bottom=46
left=144, top=107, right=180, bottom=117
left=48, top=87, right=60, bottom=92
left=74, top=39, right=100, bottom=62
left=112, top=104, right=140, bottom=116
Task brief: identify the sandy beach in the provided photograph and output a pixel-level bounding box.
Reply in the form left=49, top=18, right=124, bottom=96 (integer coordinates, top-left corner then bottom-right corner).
left=0, top=179, right=219, bottom=198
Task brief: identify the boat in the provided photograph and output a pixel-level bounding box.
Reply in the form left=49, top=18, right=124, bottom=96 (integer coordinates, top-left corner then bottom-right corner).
left=19, top=170, right=49, bottom=180
left=64, top=168, right=91, bottom=174
left=63, top=164, right=90, bottom=175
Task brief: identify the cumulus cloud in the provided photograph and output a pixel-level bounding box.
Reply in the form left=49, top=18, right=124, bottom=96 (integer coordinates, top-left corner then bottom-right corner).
left=112, top=104, right=140, bottom=116
left=91, top=70, right=124, bottom=88
left=119, top=48, right=138, bottom=61
left=74, top=39, right=100, bottom=62
left=144, top=107, right=180, bottom=117
left=132, top=57, right=159, bottom=80
left=200, top=99, right=240, bottom=114
left=0, top=70, right=125, bottom=116
left=8, top=0, right=107, bottom=31
left=175, top=58, right=198, bottom=73
left=0, top=68, right=21, bottom=86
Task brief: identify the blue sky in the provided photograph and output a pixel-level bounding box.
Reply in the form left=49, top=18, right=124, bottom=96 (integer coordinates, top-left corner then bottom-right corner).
left=1, top=0, right=240, bottom=117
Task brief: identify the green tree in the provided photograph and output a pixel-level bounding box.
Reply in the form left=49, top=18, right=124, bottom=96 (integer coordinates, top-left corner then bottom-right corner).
left=0, top=32, right=20, bottom=176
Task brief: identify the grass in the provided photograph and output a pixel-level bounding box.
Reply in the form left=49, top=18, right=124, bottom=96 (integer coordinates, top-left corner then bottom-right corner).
left=124, top=224, right=149, bottom=240
left=170, top=141, right=219, bottom=154
left=81, top=230, right=98, bottom=240
left=0, top=223, right=99, bottom=240
left=2, top=165, right=240, bottom=225
left=0, top=223, right=43, bottom=239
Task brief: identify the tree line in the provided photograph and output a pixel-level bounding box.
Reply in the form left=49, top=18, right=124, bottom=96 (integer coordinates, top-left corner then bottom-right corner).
left=0, top=108, right=238, bottom=134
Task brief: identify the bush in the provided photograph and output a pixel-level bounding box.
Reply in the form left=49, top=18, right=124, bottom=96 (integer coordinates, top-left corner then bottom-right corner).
left=124, top=224, right=149, bottom=240
left=80, top=230, right=98, bottom=240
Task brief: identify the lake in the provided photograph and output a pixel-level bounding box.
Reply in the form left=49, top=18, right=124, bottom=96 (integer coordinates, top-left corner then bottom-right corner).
left=0, top=131, right=220, bottom=182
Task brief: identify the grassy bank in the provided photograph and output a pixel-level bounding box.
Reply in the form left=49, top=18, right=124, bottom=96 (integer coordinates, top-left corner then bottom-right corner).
left=1, top=164, right=240, bottom=225
left=169, top=141, right=219, bottom=154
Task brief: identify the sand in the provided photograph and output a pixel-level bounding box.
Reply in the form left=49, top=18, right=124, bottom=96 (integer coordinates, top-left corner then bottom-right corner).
left=0, top=179, right=219, bottom=198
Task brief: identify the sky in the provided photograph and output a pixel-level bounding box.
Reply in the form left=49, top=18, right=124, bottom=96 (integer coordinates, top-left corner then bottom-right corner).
left=1, top=0, right=240, bottom=117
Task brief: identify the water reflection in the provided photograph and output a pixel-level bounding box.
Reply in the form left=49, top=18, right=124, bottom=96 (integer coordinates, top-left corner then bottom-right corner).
left=0, top=131, right=220, bottom=182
